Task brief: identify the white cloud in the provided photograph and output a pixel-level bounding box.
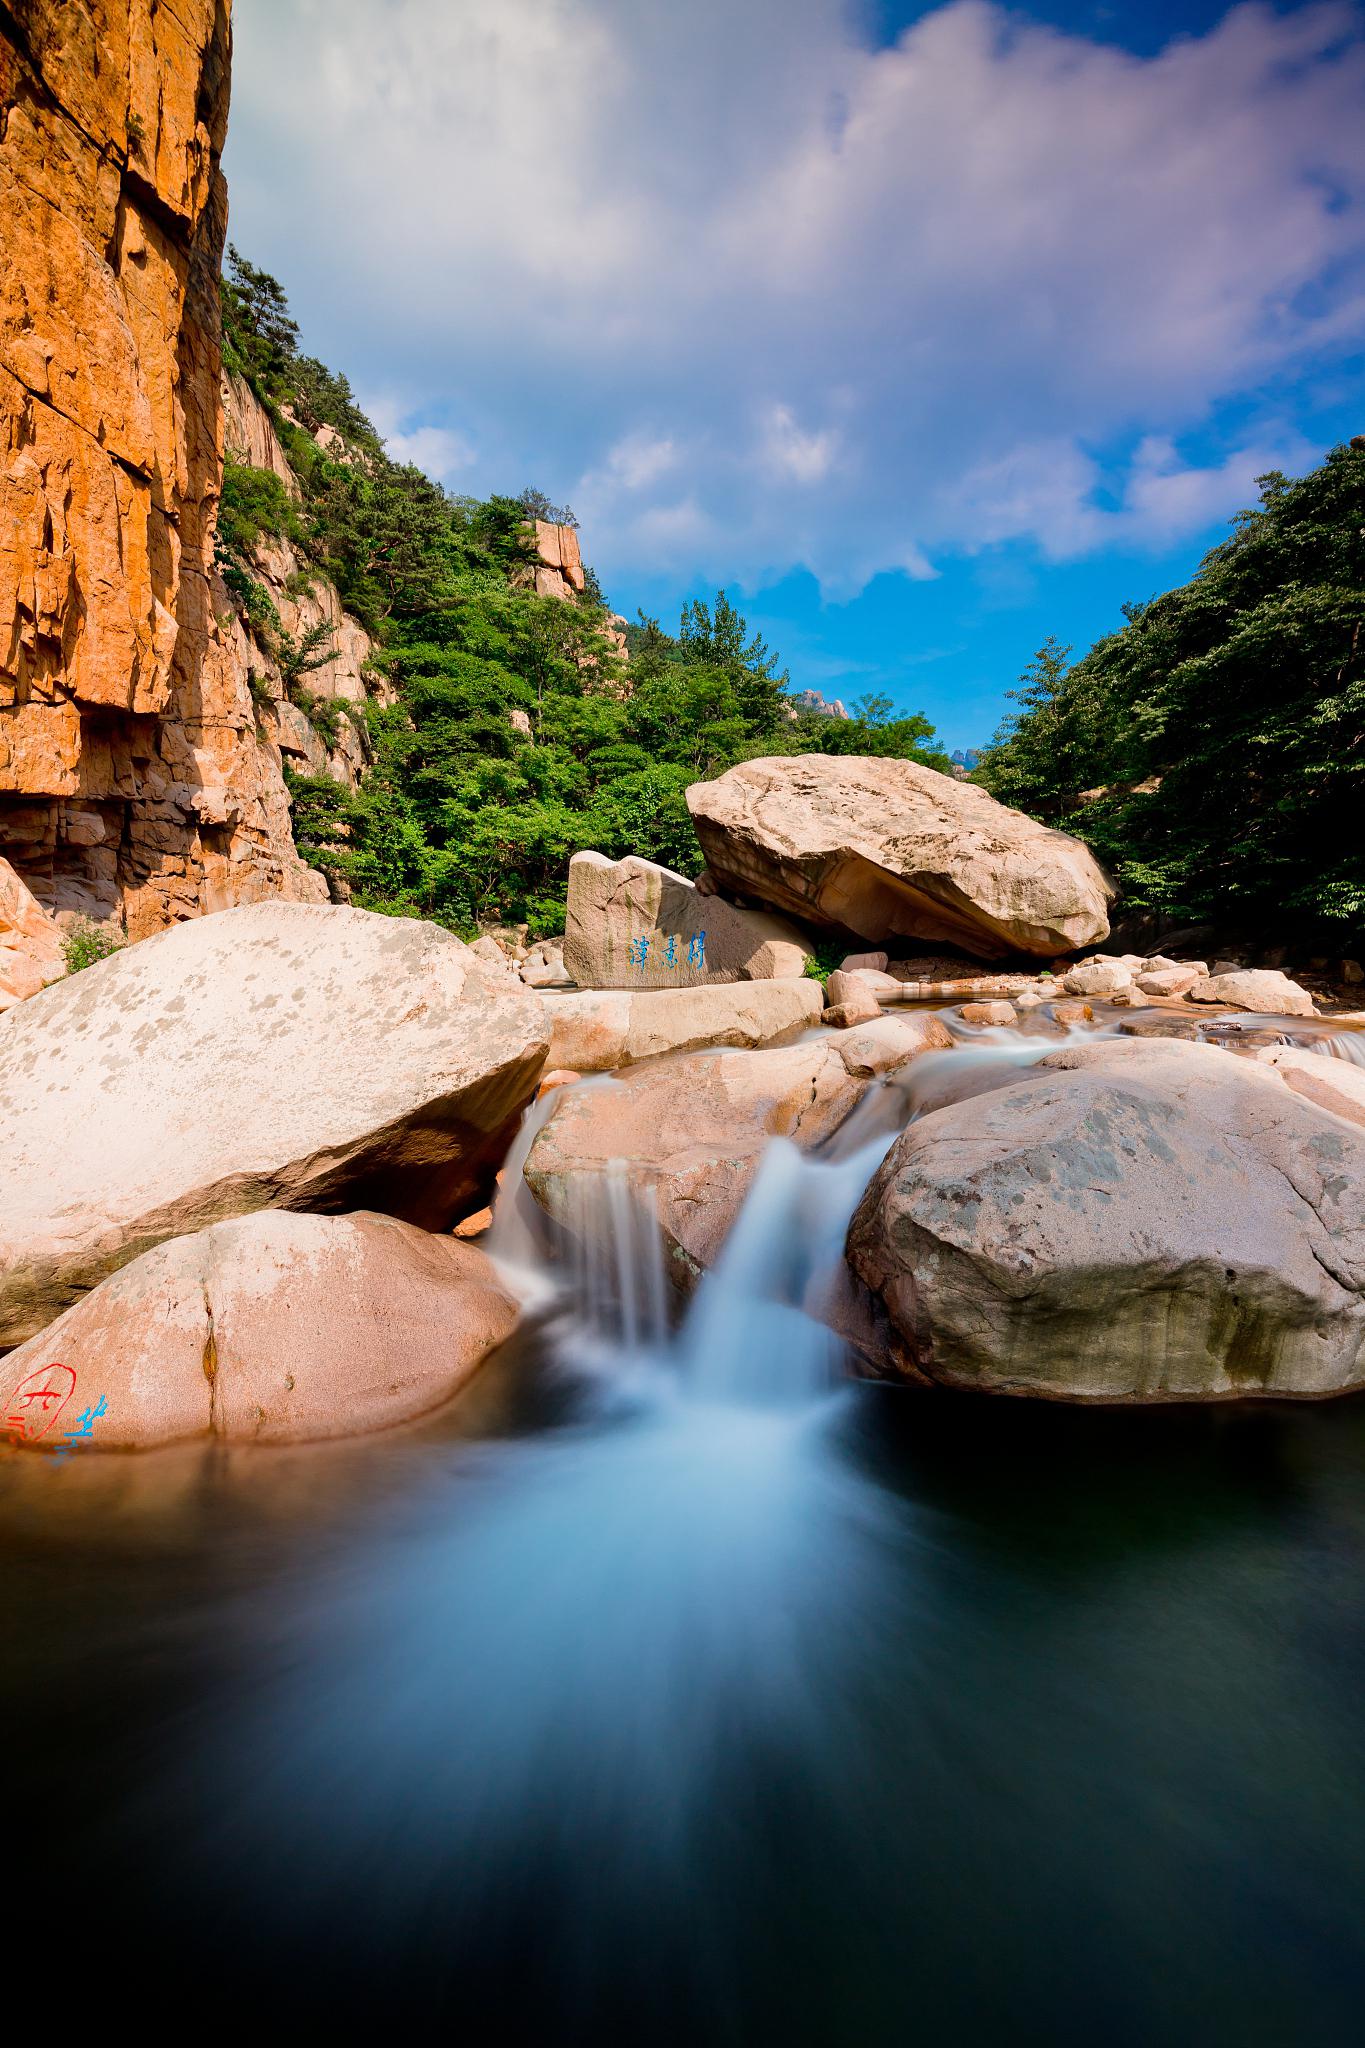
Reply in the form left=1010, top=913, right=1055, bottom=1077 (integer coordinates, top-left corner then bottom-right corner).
left=593, top=433, right=680, bottom=492
left=896, top=543, right=941, bottom=583
left=954, top=429, right=1312, bottom=558
left=226, top=0, right=1365, bottom=592
left=759, top=403, right=841, bottom=484
left=1118, top=434, right=1307, bottom=546
left=359, top=393, right=475, bottom=484
left=386, top=425, right=476, bottom=482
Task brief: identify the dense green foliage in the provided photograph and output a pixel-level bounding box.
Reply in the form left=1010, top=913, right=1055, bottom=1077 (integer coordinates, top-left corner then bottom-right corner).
left=977, top=445, right=1365, bottom=942
left=217, top=460, right=304, bottom=559
left=220, top=251, right=950, bottom=936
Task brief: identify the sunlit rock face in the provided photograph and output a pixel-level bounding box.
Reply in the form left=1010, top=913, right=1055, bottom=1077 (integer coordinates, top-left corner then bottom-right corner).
left=0, top=902, right=550, bottom=1348
left=687, top=755, right=1115, bottom=960
left=0, top=0, right=323, bottom=937
left=0, top=854, right=62, bottom=1009
left=849, top=1036, right=1365, bottom=1401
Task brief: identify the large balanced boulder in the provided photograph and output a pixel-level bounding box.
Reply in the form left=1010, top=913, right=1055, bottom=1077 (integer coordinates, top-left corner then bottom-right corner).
left=0, top=903, right=549, bottom=1348
left=544, top=975, right=824, bottom=1072
left=563, top=850, right=808, bottom=989
left=848, top=1037, right=1365, bottom=1401
left=0, top=1211, right=518, bottom=1449
left=526, top=1013, right=952, bottom=1290
left=686, top=756, right=1113, bottom=960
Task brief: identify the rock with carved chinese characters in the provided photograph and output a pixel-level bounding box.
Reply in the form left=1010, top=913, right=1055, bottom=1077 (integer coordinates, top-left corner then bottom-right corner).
left=563, top=850, right=809, bottom=989
left=0, top=1210, right=518, bottom=1448
left=0, top=902, right=549, bottom=1347
left=686, top=756, right=1114, bottom=959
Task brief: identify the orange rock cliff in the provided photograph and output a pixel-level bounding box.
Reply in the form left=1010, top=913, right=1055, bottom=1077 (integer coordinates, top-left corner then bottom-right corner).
left=0, top=0, right=331, bottom=938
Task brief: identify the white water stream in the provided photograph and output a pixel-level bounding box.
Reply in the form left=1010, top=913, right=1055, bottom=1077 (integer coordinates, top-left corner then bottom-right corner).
left=197, top=1025, right=1099, bottom=1944
left=492, top=1016, right=1116, bottom=1408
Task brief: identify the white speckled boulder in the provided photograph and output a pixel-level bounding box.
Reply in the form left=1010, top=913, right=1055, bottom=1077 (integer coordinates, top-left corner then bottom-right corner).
left=0, top=903, right=549, bottom=1348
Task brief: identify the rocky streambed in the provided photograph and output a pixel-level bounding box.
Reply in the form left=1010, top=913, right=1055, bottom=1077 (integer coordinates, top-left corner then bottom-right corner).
left=4, top=890, right=1365, bottom=1446
left=3, top=753, right=1365, bottom=2040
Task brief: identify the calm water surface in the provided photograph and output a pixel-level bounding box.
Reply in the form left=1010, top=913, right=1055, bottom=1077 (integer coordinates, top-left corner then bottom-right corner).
left=4, top=1340, right=1364, bottom=2044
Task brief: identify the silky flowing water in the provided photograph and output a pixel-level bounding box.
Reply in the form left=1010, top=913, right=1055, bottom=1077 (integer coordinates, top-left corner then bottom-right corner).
left=3, top=1010, right=1365, bottom=2042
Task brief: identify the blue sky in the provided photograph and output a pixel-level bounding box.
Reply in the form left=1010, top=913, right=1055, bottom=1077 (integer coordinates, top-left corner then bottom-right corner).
left=225, top=1, right=1365, bottom=751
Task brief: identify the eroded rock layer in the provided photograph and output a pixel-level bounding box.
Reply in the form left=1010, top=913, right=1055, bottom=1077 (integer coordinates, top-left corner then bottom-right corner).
left=0, top=0, right=323, bottom=937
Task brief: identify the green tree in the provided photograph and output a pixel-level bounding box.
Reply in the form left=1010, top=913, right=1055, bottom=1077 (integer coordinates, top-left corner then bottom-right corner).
left=976, top=443, right=1365, bottom=939
left=220, top=247, right=299, bottom=398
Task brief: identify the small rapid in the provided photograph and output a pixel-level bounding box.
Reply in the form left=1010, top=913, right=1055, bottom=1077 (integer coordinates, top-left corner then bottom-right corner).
left=501, top=1008, right=1122, bottom=1407
left=1311, top=1030, right=1365, bottom=1066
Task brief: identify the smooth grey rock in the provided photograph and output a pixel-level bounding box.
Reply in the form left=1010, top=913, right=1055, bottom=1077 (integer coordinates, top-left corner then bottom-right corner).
left=848, top=1037, right=1365, bottom=1401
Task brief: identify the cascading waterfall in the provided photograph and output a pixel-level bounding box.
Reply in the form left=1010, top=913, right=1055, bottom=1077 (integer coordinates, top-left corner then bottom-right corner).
left=515, top=1013, right=1125, bottom=1408
left=179, top=1059, right=942, bottom=2012
left=564, top=1158, right=671, bottom=1355
left=189, top=1036, right=1029, bottom=1971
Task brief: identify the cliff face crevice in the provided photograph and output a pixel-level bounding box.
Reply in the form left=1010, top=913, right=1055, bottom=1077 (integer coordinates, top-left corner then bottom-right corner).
left=0, top=0, right=326, bottom=938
